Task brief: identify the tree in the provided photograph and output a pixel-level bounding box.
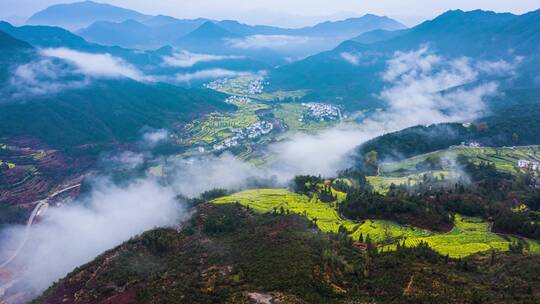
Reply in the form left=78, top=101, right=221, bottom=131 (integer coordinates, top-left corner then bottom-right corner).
left=365, top=150, right=379, bottom=174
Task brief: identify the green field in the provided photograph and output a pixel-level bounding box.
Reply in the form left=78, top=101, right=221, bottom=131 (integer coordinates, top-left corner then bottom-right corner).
left=367, top=146, right=540, bottom=193
left=212, top=189, right=540, bottom=258
left=381, top=146, right=540, bottom=176
left=255, top=90, right=308, bottom=102
left=211, top=75, right=307, bottom=101
left=273, top=103, right=337, bottom=132
left=183, top=101, right=269, bottom=146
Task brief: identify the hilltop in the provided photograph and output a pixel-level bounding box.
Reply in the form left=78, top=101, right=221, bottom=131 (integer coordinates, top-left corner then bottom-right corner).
left=32, top=203, right=540, bottom=303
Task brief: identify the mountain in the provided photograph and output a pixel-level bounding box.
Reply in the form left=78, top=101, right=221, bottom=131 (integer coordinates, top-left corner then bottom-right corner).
left=0, top=29, right=32, bottom=82
left=76, top=19, right=157, bottom=49
left=216, top=20, right=288, bottom=36
left=78, top=17, right=208, bottom=49
left=351, top=28, right=409, bottom=44
left=0, top=78, right=233, bottom=149
left=267, top=9, right=540, bottom=110
left=351, top=102, right=540, bottom=167
left=179, top=21, right=240, bottom=42
left=34, top=203, right=540, bottom=303
left=0, top=28, right=234, bottom=150
left=0, top=21, right=94, bottom=49
left=75, top=13, right=407, bottom=55
left=26, top=0, right=148, bottom=31
left=295, top=14, right=407, bottom=37
left=173, top=22, right=289, bottom=65
left=0, top=29, right=31, bottom=51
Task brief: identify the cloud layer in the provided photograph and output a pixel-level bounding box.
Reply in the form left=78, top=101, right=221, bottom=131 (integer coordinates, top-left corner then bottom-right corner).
left=174, top=68, right=254, bottom=82
left=162, top=50, right=244, bottom=68
left=227, top=35, right=312, bottom=50
left=340, top=52, right=361, bottom=65
left=264, top=47, right=514, bottom=176
left=41, top=48, right=147, bottom=81
left=4, top=48, right=152, bottom=99
left=0, top=178, right=183, bottom=295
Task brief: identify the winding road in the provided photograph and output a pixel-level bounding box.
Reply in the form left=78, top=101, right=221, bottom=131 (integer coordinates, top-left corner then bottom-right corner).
left=0, top=184, right=80, bottom=270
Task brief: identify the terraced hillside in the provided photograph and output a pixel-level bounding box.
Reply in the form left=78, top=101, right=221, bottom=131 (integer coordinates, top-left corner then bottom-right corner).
left=367, top=146, right=540, bottom=193
left=34, top=203, right=540, bottom=304
left=212, top=188, right=540, bottom=258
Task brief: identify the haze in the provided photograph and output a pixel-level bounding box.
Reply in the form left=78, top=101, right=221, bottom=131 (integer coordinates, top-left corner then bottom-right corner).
left=3, top=0, right=540, bottom=27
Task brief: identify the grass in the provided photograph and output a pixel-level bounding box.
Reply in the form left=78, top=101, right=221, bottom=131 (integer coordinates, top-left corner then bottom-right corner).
left=213, top=189, right=540, bottom=258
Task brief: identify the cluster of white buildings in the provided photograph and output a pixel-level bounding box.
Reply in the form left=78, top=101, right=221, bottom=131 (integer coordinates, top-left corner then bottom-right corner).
left=225, top=95, right=252, bottom=105
left=299, top=103, right=342, bottom=122
left=518, top=159, right=540, bottom=171
left=203, top=77, right=266, bottom=96
left=460, top=141, right=482, bottom=148
left=245, top=78, right=265, bottom=95
left=213, top=121, right=273, bottom=150
left=203, top=78, right=229, bottom=91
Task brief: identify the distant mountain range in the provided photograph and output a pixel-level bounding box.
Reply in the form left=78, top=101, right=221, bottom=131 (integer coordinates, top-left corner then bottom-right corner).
left=268, top=9, right=540, bottom=110
left=21, top=0, right=406, bottom=58
left=26, top=0, right=148, bottom=30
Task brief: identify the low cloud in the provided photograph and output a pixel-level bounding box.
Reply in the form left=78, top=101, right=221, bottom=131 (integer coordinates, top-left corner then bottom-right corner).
left=340, top=52, right=361, bottom=65
left=162, top=50, right=244, bottom=68
left=141, top=129, right=170, bottom=147
left=175, top=69, right=254, bottom=82
left=166, top=153, right=266, bottom=198
left=6, top=58, right=88, bottom=98
left=41, top=48, right=148, bottom=81
left=227, top=35, right=312, bottom=50
left=476, top=58, right=522, bottom=76
left=4, top=48, right=152, bottom=99
left=109, top=151, right=146, bottom=170
left=0, top=178, right=184, bottom=296
left=264, top=47, right=515, bottom=176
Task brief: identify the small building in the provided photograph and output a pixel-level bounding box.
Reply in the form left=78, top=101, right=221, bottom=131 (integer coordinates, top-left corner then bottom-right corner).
left=518, top=159, right=540, bottom=171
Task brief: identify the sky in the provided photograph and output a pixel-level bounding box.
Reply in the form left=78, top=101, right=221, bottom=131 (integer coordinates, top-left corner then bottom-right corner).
left=2, top=0, right=540, bottom=27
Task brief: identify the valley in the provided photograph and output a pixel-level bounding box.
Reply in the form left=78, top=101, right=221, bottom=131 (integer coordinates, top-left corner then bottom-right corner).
left=2, top=1, right=540, bottom=303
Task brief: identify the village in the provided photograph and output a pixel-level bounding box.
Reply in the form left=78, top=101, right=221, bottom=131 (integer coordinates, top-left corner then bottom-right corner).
left=224, top=95, right=252, bottom=105
left=300, top=102, right=342, bottom=122
left=203, top=77, right=266, bottom=95
left=213, top=121, right=274, bottom=150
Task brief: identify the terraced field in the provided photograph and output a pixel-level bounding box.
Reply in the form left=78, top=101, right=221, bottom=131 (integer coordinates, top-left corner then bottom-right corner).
left=367, top=146, right=540, bottom=193
left=381, top=146, right=540, bottom=176
left=212, top=189, right=540, bottom=258
left=183, top=102, right=269, bottom=146
left=207, top=75, right=308, bottom=100
left=273, top=104, right=336, bottom=132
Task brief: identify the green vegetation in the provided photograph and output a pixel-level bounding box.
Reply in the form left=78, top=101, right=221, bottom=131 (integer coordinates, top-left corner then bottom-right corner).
left=273, top=103, right=335, bottom=132
left=37, top=203, right=540, bottom=304
left=384, top=215, right=539, bottom=258
left=0, top=160, right=16, bottom=169
left=184, top=101, right=268, bottom=146
left=365, top=146, right=540, bottom=193
left=212, top=189, right=539, bottom=257
left=257, top=90, right=308, bottom=102
left=381, top=146, right=540, bottom=176
left=0, top=80, right=233, bottom=149
left=210, top=75, right=308, bottom=101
